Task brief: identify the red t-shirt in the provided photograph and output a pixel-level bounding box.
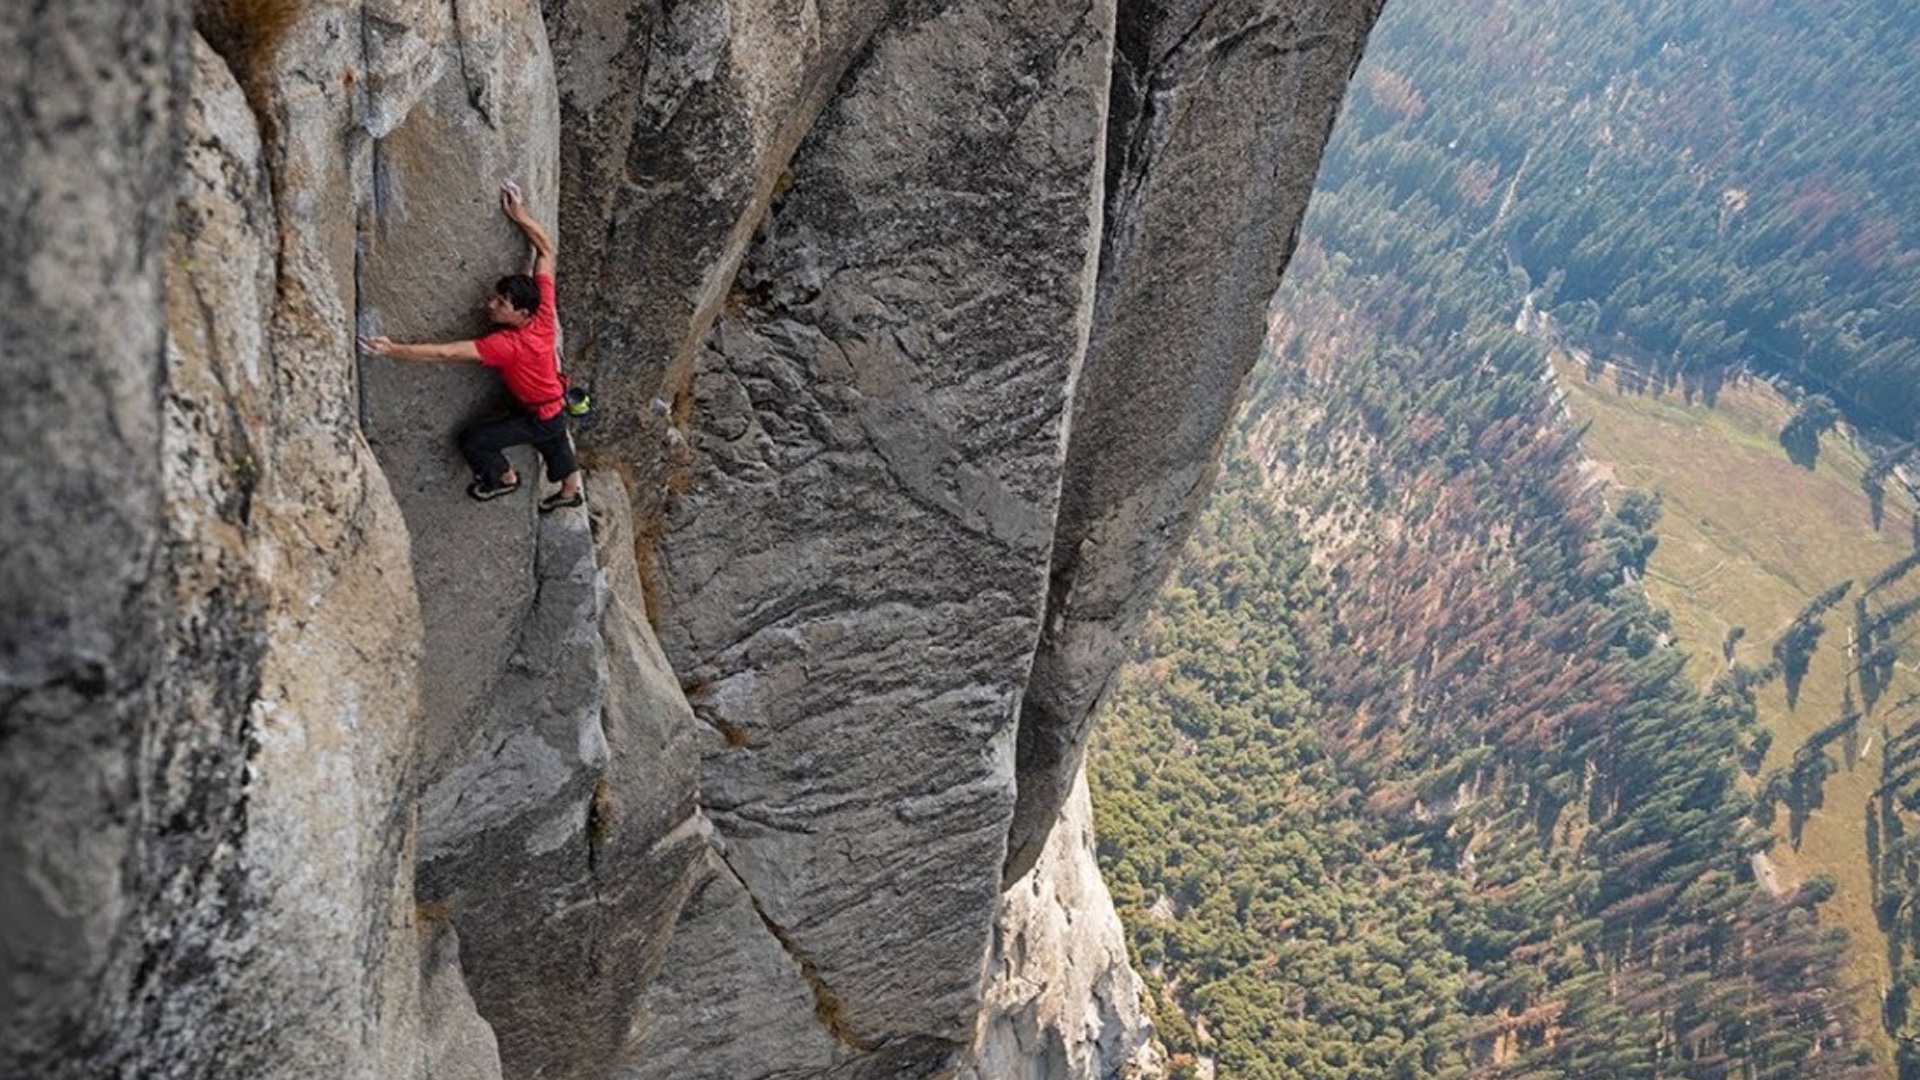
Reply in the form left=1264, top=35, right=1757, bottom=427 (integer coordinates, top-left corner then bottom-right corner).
left=475, top=273, right=564, bottom=420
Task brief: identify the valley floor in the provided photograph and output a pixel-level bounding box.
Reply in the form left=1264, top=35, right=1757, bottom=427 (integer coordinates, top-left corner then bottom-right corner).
left=1552, top=351, right=1920, bottom=1062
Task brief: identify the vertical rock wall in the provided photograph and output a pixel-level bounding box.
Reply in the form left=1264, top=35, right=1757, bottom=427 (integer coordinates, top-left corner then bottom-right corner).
left=542, top=0, right=898, bottom=461
left=159, top=30, right=431, bottom=1079
left=3, top=4, right=446, bottom=1076
left=1007, top=0, right=1387, bottom=880
left=415, top=476, right=705, bottom=1080
left=356, top=0, right=561, bottom=771
left=1, top=5, right=188, bottom=1073
left=3, top=0, right=1382, bottom=1077
left=970, top=772, right=1164, bottom=1080
left=350, top=5, right=707, bottom=1079
left=636, top=0, right=1117, bottom=1071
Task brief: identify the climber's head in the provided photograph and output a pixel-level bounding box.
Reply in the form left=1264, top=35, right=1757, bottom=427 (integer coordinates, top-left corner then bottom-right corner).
left=487, top=274, right=541, bottom=326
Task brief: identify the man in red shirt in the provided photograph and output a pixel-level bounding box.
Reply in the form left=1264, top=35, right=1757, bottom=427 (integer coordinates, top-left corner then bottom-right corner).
left=359, top=182, right=584, bottom=513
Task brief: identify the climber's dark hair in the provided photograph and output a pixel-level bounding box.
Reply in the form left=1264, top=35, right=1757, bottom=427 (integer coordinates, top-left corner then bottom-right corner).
left=496, top=274, right=541, bottom=316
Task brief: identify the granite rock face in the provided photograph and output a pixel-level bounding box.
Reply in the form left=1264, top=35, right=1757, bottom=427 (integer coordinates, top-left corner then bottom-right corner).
left=1007, top=0, right=1388, bottom=881
left=423, top=923, right=507, bottom=1080
left=159, top=32, right=433, bottom=1080
left=418, top=475, right=705, bottom=1080
left=352, top=5, right=707, bottom=1078
left=1, top=5, right=188, bottom=1072
left=355, top=0, right=563, bottom=773
left=970, top=773, right=1163, bottom=1080
left=641, top=0, right=1115, bottom=1069
left=622, top=850, right=851, bottom=1080
left=3, top=0, right=1380, bottom=1076
left=4, top=11, right=439, bottom=1077
left=542, top=0, right=899, bottom=460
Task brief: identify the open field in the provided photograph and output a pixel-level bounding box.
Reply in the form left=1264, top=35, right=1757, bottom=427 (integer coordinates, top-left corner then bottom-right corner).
left=1552, top=353, right=1920, bottom=1042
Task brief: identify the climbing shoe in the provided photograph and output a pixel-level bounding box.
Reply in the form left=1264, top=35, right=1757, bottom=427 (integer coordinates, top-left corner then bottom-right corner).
left=467, top=478, right=519, bottom=502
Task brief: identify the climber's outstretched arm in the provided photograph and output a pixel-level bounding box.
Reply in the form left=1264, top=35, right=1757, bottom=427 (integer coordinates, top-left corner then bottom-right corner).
left=357, top=336, right=481, bottom=362
left=500, top=181, right=554, bottom=277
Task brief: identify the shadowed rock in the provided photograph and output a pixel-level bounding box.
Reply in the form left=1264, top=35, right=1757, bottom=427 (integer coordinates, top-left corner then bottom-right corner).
left=355, top=0, right=561, bottom=774
left=5, top=13, right=435, bottom=1077
left=422, top=923, right=506, bottom=1080
left=0, top=5, right=183, bottom=1073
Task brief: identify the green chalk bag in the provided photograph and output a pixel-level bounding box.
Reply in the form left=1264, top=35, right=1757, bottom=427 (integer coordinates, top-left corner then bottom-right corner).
left=564, top=385, right=592, bottom=417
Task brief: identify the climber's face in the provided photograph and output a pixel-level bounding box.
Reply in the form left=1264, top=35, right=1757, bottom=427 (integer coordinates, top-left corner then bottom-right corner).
left=486, top=291, right=530, bottom=327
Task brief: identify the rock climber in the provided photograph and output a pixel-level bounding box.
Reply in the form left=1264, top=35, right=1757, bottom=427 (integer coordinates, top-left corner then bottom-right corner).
left=359, top=181, right=584, bottom=513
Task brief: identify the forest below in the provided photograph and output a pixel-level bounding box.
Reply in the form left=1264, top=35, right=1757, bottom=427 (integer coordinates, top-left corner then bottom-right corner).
left=1316, top=0, right=1920, bottom=440
left=1094, top=249, right=1878, bottom=1078
left=1089, top=0, right=1920, bottom=1075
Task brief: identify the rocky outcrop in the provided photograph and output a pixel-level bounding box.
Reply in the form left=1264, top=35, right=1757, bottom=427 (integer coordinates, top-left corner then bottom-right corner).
left=354, top=8, right=708, bottom=1080
left=637, top=0, right=1114, bottom=1069
left=423, top=923, right=507, bottom=1080
left=1, top=6, right=187, bottom=1072
left=159, top=31, right=434, bottom=1079
left=970, top=773, right=1164, bottom=1080
left=1008, top=0, right=1388, bottom=882
left=542, top=0, right=902, bottom=461
left=3, top=0, right=1381, bottom=1077
left=630, top=0, right=1383, bottom=1068
left=4, top=10, right=436, bottom=1076
left=356, top=0, right=564, bottom=773
left=417, top=476, right=704, bottom=1080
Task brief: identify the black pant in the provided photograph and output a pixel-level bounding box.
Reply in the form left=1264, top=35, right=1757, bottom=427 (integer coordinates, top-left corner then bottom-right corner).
left=459, top=411, right=576, bottom=487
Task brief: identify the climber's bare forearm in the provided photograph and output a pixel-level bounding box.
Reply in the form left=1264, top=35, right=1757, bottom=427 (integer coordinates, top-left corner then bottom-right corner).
left=357, top=336, right=481, bottom=362
left=514, top=217, right=555, bottom=276
left=500, top=181, right=555, bottom=275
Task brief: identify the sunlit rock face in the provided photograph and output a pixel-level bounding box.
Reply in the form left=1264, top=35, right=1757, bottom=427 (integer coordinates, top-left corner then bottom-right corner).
left=970, top=772, right=1166, bottom=1080
left=542, top=0, right=904, bottom=463
left=1, top=0, right=1380, bottom=1077
left=634, top=0, right=1115, bottom=1071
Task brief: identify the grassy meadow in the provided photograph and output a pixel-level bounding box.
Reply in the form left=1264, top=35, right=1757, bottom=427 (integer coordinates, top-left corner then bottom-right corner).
left=1552, top=352, right=1920, bottom=1036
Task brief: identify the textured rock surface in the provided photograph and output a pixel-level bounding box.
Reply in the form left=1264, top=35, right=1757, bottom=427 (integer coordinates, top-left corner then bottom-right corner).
left=542, top=0, right=897, bottom=460
left=354, top=8, right=707, bottom=1076
left=5, top=0, right=1380, bottom=1076
left=4, top=10, right=434, bottom=1076
left=642, top=0, right=1115, bottom=1070
left=623, top=850, right=847, bottom=1080
left=970, top=773, right=1164, bottom=1080
left=418, top=474, right=704, bottom=1080
left=1, top=5, right=185, bottom=1072
left=202, top=7, right=441, bottom=1073
left=422, top=923, right=506, bottom=1080
left=356, top=0, right=563, bottom=771
left=1007, top=0, right=1387, bottom=880
left=150, top=26, right=432, bottom=1080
